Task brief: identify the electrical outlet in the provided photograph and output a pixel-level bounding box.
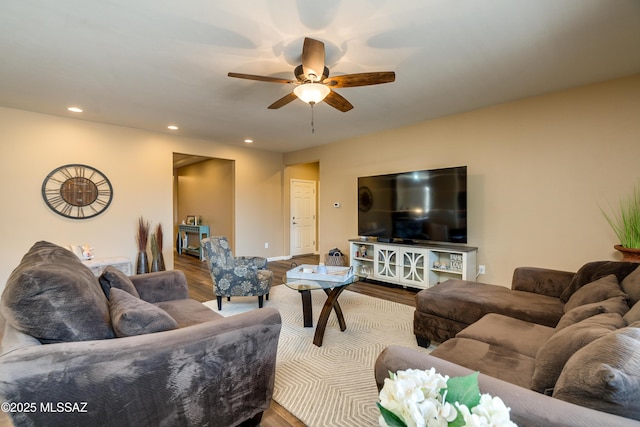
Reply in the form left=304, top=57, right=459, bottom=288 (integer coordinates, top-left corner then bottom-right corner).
left=478, top=265, right=486, bottom=274
left=264, top=242, right=269, bottom=249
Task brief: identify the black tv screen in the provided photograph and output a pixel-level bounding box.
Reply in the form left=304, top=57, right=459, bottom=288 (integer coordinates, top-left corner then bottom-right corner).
left=358, top=166, right=467, bottom=244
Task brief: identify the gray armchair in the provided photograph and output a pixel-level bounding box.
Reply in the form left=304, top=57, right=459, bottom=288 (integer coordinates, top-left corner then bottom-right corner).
left=202, top=236, right=273, bottom=310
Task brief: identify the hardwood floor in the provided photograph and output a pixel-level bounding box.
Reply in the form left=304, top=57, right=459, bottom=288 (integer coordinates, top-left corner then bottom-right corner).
left=173, top=251, right=418, bottom=426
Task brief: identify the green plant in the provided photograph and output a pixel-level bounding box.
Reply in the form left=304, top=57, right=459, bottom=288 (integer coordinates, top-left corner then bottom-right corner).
left=601, top=184, right=640, bottom=249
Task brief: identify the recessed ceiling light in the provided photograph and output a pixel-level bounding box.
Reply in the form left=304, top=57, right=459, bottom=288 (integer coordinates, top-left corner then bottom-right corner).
left=244, top=139, right=253, bottom=143
left=167, top=125, right=178, bottom=130
left=67, top=107, right=83, bottom=113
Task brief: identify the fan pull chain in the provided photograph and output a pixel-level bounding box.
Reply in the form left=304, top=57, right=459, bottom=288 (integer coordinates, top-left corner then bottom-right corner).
left=310, top=102, right=315, bottom=134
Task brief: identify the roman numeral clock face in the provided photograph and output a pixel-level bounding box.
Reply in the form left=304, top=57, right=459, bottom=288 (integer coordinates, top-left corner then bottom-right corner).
left=42, top=164, right=113, bottom=219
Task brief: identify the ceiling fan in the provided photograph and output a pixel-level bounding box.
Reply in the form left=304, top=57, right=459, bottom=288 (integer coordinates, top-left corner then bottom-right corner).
left=228, top=37, right=395, bottom=112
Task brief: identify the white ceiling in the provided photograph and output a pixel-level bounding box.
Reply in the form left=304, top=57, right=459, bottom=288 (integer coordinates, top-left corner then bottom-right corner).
left=1, top=1, right=639, bottom=153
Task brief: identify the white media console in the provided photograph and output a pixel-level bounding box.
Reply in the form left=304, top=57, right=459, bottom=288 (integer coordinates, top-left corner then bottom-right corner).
left=349, top=238, right=477, bottom=290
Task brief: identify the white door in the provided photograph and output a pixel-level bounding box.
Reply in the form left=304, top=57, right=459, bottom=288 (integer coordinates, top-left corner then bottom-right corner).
left=290, top=179, right=317, bottom=256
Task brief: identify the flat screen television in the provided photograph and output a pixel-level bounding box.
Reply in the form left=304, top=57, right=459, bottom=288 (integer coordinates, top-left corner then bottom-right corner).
left=358, top=166, right=467, bottom=244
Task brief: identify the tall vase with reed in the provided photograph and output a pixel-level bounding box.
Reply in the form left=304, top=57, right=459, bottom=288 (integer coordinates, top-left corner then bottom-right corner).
left=150, top=223, right=166, bottom=272
left=601, top=183, right=640, bottom=262
left=150, top=233, right=160, bottom=272
left=136, top=216, right=151, bottom=274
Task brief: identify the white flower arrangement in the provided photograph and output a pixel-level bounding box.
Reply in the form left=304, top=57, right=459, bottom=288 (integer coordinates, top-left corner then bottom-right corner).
left=378, top=368, right=517, bottom=427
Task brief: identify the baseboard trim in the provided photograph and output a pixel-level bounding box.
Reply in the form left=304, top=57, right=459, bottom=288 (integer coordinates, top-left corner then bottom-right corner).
left=267, top=255, right=291, bottom=262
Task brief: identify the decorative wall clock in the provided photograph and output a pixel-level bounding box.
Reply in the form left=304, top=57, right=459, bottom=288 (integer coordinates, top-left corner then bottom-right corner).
left=41, top=164, right=113, bottom=219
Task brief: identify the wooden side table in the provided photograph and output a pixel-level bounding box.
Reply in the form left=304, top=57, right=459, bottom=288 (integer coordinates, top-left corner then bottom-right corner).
left=177, top=224, right=209, bottom=261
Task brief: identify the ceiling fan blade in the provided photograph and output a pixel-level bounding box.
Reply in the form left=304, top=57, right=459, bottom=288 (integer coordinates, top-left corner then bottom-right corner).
left=323, top=71, right=395, bottom=88
left=268, top=92, right=298, bottom=109
left=323, top=91, right=353, bottom=112
left=302, top=38, right=325, bottom=82
left=228, top=72, right=295, bottom=84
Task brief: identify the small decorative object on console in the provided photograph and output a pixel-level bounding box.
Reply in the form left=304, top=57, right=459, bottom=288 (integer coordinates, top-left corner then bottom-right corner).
left=66, top=244, right=93, bottom=260
left=377, top=368, right=516, bottom=427
left=81, top=243, right=94, bottom=260
left=450, top=254, right=463, bottom=272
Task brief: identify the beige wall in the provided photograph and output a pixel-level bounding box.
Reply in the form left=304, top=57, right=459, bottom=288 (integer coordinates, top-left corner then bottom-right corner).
left=0, top=107, right=284, bottom=291
left=285, top=74, right=640, bottom=286
left=176, top=158, right=234, bottom=246
left=2, top=75, right=639, bottom=292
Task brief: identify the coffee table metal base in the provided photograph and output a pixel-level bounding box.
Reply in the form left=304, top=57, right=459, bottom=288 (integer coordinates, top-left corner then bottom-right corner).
left=297, top=286, right=348, bottom=346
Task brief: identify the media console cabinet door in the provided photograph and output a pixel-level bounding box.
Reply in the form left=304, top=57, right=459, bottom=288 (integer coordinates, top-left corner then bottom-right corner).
left=373, top=245, right=399, bottom=282
left=400, top=248, right=428, bottom=287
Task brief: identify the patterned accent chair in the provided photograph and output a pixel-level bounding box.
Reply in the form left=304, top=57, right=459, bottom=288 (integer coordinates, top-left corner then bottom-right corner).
left=202, top=236, right=273, bottom=310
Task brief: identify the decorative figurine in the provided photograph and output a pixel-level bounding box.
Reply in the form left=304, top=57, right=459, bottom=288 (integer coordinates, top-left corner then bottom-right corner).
left=81, top=243, right=94, bottom=260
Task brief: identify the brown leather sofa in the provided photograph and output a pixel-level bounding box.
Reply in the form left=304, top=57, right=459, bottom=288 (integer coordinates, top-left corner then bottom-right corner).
left=386, top=261, right=640, bottom=424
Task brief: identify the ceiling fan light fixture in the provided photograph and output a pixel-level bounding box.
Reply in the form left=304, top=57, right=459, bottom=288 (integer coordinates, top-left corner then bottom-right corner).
left=294, top=83, right=330, bottom=105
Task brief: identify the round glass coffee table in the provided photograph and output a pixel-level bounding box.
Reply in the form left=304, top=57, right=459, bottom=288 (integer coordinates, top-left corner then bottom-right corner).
left=284, top=271, right=364, bottom=347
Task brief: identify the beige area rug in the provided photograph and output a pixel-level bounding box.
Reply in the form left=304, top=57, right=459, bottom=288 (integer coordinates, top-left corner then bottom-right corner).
left=204, top=285, right=434, bottom=426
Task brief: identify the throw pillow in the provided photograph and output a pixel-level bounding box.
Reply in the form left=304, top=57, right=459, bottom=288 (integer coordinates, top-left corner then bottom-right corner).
left=561, top=261, right=640, bottom=302
left=0, top=241, right=114, bottom=343
left=624, top=300, right=640, bottom=325
left=555, top=304, right=604, bottom=330
left=563, top=274, right=627, bottom=312
left=622, top=265, right=640, bottom=306
left=99, top=266, right=139, bottom=298
left=531, top=313, right=626, bottom=394
left=556, top=296, right=630, bottom=330
left=553, top=324, right=640, bottom=420
left=109, top=288, right=179, bottom=337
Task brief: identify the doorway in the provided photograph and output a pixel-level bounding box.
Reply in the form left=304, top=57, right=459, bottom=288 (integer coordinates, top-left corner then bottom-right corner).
left=173, top=153, right=234, bottom=253
left=285, top=162, right=319, bottom=257
left=290, top=179, right=317, bottom=256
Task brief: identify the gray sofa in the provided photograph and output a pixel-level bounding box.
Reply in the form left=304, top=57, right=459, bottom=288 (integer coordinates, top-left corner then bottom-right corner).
left=376, top=345, right=640, bottom=427
left=0, top=241, right=281, bottom=427
left=377, top=261, right=640, bottom=425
